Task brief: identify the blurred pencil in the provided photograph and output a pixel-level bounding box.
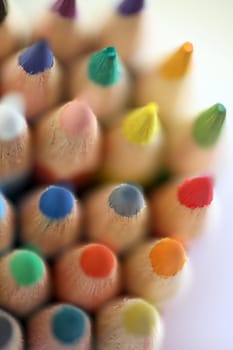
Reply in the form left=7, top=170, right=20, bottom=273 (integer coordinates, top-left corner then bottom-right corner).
left=32, top=0, right=87, bottom=63
left=0, top=309, right=23, bottom=350
left=96, top=297, right=163, bottom=350
left=0, top=95, right=32, bottom=193
left=166, top=103, right=226, bottom=175
left=28, top=304, right=91, bottom=350
left=0, top=192, right=15, bottom=253
left=102, top=103, right=164, bottom=185
left=135, top=42, right=195, bottom=129
left=1, top=40, right=63, bottom=119
left=123, top=238, right=188, bottom=304
left=150, top=176, right=215, bottom=243
left=54, top=243, right=121, bottom=311
left=34, top=99, right=101, bottom=185
left=19, top=185, right=82, bottom=257
left=68, top=46, right=131, bottom=124
left=0, top=249, right=50, bottom=316
left=84, top=183, right=148, bottom=253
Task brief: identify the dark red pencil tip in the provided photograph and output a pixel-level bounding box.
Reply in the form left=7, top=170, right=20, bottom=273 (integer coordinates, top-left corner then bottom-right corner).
left=51, top=0, right=77, bottom=20
left=177, top=176, right=214, bottom=209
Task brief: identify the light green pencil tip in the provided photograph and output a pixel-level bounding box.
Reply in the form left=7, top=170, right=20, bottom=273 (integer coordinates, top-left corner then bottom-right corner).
left=10, top=250, right=44, bottom=287
left=123, top=103, right=160, bottom=145
left=193, top=103, right=226, bottom=147
left=88, top=46, right=122, bottom=87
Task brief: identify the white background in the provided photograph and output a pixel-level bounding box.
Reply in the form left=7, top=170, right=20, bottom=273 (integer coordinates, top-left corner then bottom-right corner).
left=10, top=0, right=233, bottom=349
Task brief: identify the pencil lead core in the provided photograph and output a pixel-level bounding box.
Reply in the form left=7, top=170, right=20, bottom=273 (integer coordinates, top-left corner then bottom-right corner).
left=118, top=0, right=144, bottom=16
left=0, top=316, right=12, bottom=348
left=0, top=105, right=25, bottom=141
left=51, top=0, right=77, bottom=20
left=0, top=0, right=8, bottom=24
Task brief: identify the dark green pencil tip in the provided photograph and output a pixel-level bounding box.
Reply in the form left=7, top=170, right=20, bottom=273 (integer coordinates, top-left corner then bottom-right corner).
left=193, top=103, right=226, bottom=147
left=0, top=0, right=8, bottom=24
left=88, top=46, right=122, bottom=87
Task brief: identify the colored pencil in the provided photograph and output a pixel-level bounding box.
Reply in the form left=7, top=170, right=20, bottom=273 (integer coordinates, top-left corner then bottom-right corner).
left=102, top=103, right=164, bottom=184
left=32, top=0, right=87, bottom=63
left=68, top=46, right=131, bottom=124
left=0, top=96, right=32, bottom=193
left=123, top=238, right=188, bottom=304
left=0, top=193, right=15, bottom=253
left=0, top=309, right=23, bottom=350
left=54, top=243, right=121, bottom=311
left=1, top=40, right=63, bottom=119
left=19, top=185, right=82, bottom=257
left=28, top=304, right=91, bottom=350
left=84, top=183, right=148, bottom=253
left=96, top=297, right=163, bottom=350
left=0, top=249, right=50, bottom=316
left=34, top=99, right=101, bottom=185
left=135, top=42, right=195, bottom=129
left=166, top=103, right=226, bottom=175
left=150, top=176, right=215, bottom=243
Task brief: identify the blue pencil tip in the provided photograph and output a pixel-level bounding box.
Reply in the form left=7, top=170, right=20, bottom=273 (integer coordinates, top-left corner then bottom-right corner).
left=108, top=184, right=145, bottom=217
left=52, top=305, right=86, bottom=345
left=18, top=40, right=54, bottom=75
left=0, top=195, right=6, bottom=220
left=39, top=186, right=74, bottom=220
left=118, top=0, right=144, bottom=16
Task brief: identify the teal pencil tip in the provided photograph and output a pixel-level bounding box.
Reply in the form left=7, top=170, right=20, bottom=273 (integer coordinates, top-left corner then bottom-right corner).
left=193, top=103, right=226, bottom=147
left=88, top=46, right=122, bottom=87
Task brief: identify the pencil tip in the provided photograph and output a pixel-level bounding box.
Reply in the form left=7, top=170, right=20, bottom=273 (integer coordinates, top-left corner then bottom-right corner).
left=39, top=186, right=74, bottom=220
left=149, top=238, right=187, bottom=277
left=0, top=0, right=8, bottom=24
left=178, top=176, right=214, bottom=209
left=0, top=195, right=5, bottom=219
left=0, top=316, right=13, bottom=348
left=0, top=105, right=26, bottom=141
left=160, top=41, right=193, bottom=79
left=109, top=184, right=145, bottom=217
left=60, top=100, right=96, bottom=135
left=88, top=46, right=122, bottom=87
left=80, top=244, right=115, bottom=279
left=52, top=306, right=86, bottom=345
left=193, top=103, right=226, bottom=147
left=10, top=250, right=44, bottom=287
left=51, top=0, right=77, bottom=20
left=118, top=0, right=144, bottom=16
left=18, top=40, right=54, bottom=75
left=123, top=300, right=157, bottom=337
left=123, top=103, right=160, bottom=145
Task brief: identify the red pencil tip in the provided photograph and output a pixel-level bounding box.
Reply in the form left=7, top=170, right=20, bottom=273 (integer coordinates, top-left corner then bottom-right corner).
left=177, top=176, right=214, bottom=209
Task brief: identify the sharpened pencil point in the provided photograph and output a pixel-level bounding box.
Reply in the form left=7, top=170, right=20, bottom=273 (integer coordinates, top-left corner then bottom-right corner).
left=0, top=316, right=12, bottom=348
left=193, top=103, right=226, bottom=147
left=149, top=238, right=187, bottom=277
left=80, top=244, right=115, bottom=278
left=118, top=0, right=144, bottom=16
left=160, top=41, right=193, bottom=79
left=123, top=103, right=160, bottom=145
left=109, top=184, right=145, bottom=217
left=52, top=306, right=85, bottom=345
left=51, top=0, right=77, bottom=20
left=88, top=46, right=122, bottom=87
left=178, top=176, right=214, bottom=209
left=10, top=250, right=44, bottom=287
left=0, top=0, right=8, bottom=24
left=123, top=300, right=157, bottom=336
left=0, top=105, right=26, bottom=141
left=18, top=40, right=54, bottom=75
left=39, top=186, right=74, bottom=220
left=0, top=195, right=5, bottom=219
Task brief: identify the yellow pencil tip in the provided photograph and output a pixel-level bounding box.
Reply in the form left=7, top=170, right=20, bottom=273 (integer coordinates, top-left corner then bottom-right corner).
left=160, top=41, right=193, bottom=79
left=122, top=103, right=160, bottom=145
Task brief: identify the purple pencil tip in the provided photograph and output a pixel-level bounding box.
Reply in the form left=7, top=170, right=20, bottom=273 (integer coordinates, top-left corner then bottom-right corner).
left=51, top=0, right=77, bottom=20
left=118, top=0, right=144, bottom=16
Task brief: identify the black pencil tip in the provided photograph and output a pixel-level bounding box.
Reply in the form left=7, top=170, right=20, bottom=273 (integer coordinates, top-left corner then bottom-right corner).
left=0, top=0, right=8, bottom=24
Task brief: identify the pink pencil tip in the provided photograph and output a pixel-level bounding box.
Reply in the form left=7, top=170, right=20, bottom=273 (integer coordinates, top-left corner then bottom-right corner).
left=178, top=176, right=214, bottom=209
left=60, top=100, right=96, bottom=135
